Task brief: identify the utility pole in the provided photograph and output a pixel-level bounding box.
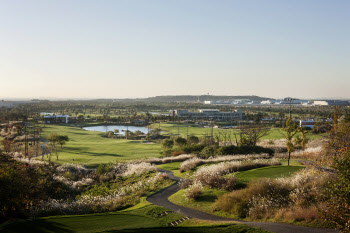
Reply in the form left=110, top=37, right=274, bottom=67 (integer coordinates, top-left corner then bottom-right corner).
left=24, top=124, right=28, bottom=158
left=33, top=122, right=36, bottom=146
left=187, top=123, right=189, bottom=140
left=126, top=125, right=129, bottom=140
left=178, top=125, right=180, bottom=138
left=147, top=118, right=150, bottom=141
left=211, top=121, right=214, bottom=145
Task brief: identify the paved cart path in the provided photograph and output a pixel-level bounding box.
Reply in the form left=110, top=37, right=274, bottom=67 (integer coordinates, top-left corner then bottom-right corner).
left=147, top=168, right=338, bottom=233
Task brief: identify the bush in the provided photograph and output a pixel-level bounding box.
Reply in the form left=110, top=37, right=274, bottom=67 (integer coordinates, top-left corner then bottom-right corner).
left=200, top=146, right=216, bottom=159
left=194, top=170, right=237, bottom=190
left=174, top=137, right=187, bottom=147
left=215, top=179, right=290, bottom=218
left=96, top=163, right=113, bottom=175
left=161, top=139, right=174, bottom=149
left=161, top=149, right=173, bottom=157
left=181, top=144, right=206, bottom=154
left=179, top=179, right=193, bottom=189
left=216, top=145, right=274, bottom=156
left=187, top=135, right=199, bottom=144
left=185, top=182, right=203, bottom=200
left=171, top=150, right=184, bottom=157
left=215, top=168, right=332, bottom=220
left=323, top=151, right=350, bottom=232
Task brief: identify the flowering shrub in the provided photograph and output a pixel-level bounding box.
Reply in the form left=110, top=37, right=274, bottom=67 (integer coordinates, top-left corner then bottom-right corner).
left=179, top=178, right=193, bottom=189
left=185, top=182, right=203, bottom=200
left=31, top=172, right=169, bottom=217
left=180, top=154, right=270, bottom=172
left=122, top=162, right=156, bottom=176
left=194, top=159, right=281, bottom=177
left=215, top=168, right=333, bottom=221
left=56, top=163, right=88, bottom=173
left=142, top=154, right=194, bottom=164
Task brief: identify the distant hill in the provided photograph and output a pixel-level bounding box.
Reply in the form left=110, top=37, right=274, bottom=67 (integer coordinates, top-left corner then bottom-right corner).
left=138, top=95, right=272, bottom=103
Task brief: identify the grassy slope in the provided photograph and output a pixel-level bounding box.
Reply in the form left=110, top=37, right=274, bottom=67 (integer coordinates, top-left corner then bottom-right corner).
left=39, top=124, right=162, bottom=167
left=235, top=165, right=304, bottom=183
left=152, top=122, right=324, bottom=140
left=169, top=162, right=305, bottom=219
left=0, top=203, right=269, bottom=233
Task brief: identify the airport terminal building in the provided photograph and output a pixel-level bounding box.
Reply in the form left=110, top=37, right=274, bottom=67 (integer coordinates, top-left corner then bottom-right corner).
left=174, top=109, right=244, bottom=121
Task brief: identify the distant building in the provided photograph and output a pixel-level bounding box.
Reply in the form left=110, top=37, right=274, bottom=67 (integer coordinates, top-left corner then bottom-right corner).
left=299, top=120, right=315, bottom=129
left=313, top=100, right=350, bottom=106
left=204, top=100, right=232, bottom=105
left=280, top=98, right=302, bottom=105
left=261, top=100, right=277, bottom=104
left=174, top=109, right=244, bottom=121
left=43, top=114, right=71, bottom=124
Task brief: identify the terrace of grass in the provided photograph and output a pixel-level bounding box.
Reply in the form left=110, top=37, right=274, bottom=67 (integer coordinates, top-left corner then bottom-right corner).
left=0, top=202, right=268, bottom=233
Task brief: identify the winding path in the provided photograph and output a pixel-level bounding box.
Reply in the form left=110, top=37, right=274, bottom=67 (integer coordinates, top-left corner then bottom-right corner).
left=147, top=168, right=338, bottom=233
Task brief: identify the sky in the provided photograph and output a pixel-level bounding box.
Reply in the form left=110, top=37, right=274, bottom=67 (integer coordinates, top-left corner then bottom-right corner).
left=0, top=0, right=349, bottom=100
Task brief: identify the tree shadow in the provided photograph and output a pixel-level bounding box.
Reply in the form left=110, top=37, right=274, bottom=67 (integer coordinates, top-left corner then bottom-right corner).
left=1, top=219, right=75, bottom=233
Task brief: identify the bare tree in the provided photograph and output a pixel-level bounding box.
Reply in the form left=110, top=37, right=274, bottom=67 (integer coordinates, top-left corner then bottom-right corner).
left=239, top=125, right=270, bottom=146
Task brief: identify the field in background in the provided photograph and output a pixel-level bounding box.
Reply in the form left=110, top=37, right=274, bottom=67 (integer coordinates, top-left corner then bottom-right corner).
left=39, top=124, right=162, bottom=167
left=151, top=122, right=325, bottom=140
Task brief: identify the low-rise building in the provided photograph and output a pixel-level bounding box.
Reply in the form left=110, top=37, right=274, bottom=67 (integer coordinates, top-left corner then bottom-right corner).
left=174, top=109, right=244, bottom=121
left=43, top=114, right=71, bottom=124
left=299, top=120, right=315, bottom=129
left=313, top=100, right=350, bottom=106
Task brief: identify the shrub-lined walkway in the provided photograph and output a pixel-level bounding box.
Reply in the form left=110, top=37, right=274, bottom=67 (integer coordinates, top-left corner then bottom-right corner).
left=147, top=168, right=338, bottom=233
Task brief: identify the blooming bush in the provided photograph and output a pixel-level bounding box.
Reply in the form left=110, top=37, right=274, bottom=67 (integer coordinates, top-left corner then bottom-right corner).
left=194, top=159, right=281, bottom=177
left=215, top=168, right=333, bottom=221
left=185, top=182, right=203, bottom=200
left=142, top=154, right=194, bottom=164
left=31, top=172, right=169, bottom=217
left=180, top=154, right=270, bottom=172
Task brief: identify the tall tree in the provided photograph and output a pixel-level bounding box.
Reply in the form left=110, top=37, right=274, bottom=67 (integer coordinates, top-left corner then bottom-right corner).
left=281, top=118, right=298, bottom=166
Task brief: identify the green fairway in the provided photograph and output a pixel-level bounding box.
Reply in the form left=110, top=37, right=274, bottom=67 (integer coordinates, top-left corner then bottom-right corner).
left=113, top=224, right=269, bottom=233
left=39, top=124, right=162, bottom=167
left=236, top=165, right=305, bottom=182
left=0, top=204, right=268, bottom=233
left=151, top=122, right=324, bottom=140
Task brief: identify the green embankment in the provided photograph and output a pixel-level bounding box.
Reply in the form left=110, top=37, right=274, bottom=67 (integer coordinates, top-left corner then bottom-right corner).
left=169, top=161, right=305, bottom=219
left=39, top=125, right=162, bottom=167
left=0, top=204, right=269, bottom=233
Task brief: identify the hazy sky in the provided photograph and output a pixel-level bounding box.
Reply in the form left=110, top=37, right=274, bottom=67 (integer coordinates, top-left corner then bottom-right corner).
left=0, top=0, right=349, bottom=99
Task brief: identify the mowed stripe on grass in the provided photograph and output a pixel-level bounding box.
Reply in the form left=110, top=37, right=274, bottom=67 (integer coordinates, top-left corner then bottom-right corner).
left=39, top=125, right=162, bottom=167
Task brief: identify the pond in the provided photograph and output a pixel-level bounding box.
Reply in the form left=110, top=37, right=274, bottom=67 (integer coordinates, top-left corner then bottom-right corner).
left=83, top=125, right=150, bottom=135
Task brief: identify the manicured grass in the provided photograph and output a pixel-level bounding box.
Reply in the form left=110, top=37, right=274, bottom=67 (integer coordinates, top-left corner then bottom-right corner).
left=169, top=188, right=234, bottom=219
left=236, top=165, right=305, bottom=183
left=113, top=224, right=270, bottom=233
left=151, top=122, right=324, bottom=140
left=169, top=161, right=304, bottom=219
left=39, top=124, right=162, bottom=167
left=0, top=204, right=268, bottom=233
left=156, top=162, right=193, bottom=178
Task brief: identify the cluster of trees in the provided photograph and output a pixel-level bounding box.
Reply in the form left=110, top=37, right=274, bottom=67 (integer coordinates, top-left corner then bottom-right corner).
left=47, top=133, right=70, bottom=161
left=161, top=134, right=274, bottom=159
left=0, top=152, right=73, bottom=222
